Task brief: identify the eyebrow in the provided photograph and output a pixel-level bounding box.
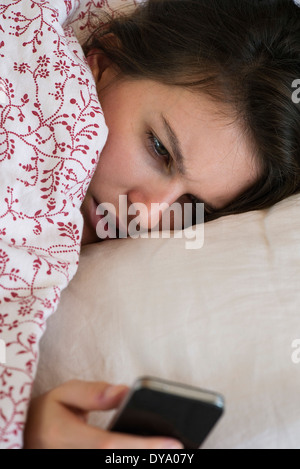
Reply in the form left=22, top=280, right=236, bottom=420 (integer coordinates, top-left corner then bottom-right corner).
left=161, top=114, right=219, bottom=212
left=161, top=114, right=186, bottom=176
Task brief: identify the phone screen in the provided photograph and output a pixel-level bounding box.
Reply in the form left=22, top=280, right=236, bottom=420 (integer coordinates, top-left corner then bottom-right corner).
left=109, top=377, right=224, bottom=449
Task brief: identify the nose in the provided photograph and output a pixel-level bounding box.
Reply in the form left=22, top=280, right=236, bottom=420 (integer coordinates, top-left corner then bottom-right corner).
left=127, top=183, right=186, bottom=232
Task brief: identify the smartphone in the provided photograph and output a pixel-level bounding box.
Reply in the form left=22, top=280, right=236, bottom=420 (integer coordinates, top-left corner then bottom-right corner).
left=108, top=376, right=224, bottom=449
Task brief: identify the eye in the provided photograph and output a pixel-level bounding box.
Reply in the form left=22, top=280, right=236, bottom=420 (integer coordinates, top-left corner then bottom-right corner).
left=152, top=136, right=168, bottom=157
left=146, top=131, right=172, bottom=171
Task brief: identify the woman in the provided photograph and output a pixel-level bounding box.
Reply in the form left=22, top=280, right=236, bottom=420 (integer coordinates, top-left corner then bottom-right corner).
left=24, top=0, right=300, bottom=448
left=80, top=0, right=300, bottom=244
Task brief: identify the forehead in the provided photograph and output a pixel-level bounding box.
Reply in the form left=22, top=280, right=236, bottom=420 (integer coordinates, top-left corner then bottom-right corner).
left=138, top=80, right=259, bottom=208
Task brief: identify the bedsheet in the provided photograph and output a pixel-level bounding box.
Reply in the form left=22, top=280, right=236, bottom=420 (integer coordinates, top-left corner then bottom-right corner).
left=0, top=0, right=109, bottom=448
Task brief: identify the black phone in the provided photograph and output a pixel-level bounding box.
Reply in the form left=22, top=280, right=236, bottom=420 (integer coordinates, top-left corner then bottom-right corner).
left=108, top=376, right=224, bottom=449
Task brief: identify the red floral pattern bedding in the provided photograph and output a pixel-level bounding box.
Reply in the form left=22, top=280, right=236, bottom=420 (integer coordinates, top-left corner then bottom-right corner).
left=0, top=0, right=110, bottom=448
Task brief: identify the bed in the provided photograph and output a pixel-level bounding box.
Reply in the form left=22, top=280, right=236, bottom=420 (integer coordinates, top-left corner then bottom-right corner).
left=1, top=0, right=300, bottom=449
left=34, top=193, right=300, bottom=449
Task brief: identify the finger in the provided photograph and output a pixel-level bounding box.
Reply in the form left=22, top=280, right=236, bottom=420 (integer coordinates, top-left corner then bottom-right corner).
left=97, top=432, right=184, bottom=450
left=66, top=421, right=184, bottom=450
left=52, top=380, right=129, bottom=411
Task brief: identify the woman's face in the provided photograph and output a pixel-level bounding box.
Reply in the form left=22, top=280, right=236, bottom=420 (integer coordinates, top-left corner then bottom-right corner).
left=81, top=52, right=260, bottom=245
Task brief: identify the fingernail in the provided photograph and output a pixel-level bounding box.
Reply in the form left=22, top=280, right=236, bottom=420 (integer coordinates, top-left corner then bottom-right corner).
left=160, top=439, right=184, bottom=449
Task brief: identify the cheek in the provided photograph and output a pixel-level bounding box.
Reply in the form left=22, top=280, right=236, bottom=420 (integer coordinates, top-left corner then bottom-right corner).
left=90, top=133, right=142, bottom=194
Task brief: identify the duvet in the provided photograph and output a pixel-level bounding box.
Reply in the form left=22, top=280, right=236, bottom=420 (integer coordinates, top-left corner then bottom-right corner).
left=0, top=0, right=110, bottom=448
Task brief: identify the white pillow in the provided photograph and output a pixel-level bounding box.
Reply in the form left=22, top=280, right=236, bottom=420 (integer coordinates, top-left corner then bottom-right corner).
left=34, top=193, right=300, bottom=449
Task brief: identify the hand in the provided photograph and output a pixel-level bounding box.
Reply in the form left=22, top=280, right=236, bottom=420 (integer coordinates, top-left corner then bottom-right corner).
left=23, top=379, right=184, bottom=449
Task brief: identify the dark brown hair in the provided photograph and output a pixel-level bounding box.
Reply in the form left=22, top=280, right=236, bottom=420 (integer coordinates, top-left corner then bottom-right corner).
left=83, top=0, right=300, bottom=221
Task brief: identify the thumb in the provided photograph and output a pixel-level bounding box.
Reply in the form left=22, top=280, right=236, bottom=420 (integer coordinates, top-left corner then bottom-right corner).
left=52, top=379, right=129, bottom=412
